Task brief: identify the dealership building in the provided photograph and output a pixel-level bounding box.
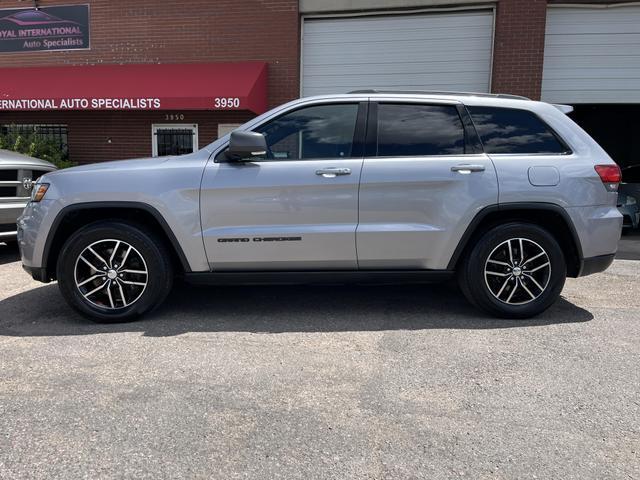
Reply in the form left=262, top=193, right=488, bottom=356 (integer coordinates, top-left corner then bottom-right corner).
left=0, top=0, right=638, bottom=168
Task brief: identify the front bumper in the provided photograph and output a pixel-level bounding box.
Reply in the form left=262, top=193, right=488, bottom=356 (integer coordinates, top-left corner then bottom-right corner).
left=17, top=198, right=59, bottom=276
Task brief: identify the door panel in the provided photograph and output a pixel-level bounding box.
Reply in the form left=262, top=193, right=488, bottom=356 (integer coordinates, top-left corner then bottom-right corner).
left=201, top=159, right=363, bottom=270
left=357, top=155, right=497, bottom=269
left=201, top=101, right=365, bottom=271
left=356, top=101, right=498, bottom=270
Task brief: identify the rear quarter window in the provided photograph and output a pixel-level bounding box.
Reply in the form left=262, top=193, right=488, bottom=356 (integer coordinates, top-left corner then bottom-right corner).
left=468, top=106, right=570, bottom=155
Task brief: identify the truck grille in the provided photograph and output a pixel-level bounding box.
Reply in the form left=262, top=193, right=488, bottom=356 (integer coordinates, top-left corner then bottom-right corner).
left=0, top=170, right=17, bottom=181
left=0, top=167, right=47, bottom=199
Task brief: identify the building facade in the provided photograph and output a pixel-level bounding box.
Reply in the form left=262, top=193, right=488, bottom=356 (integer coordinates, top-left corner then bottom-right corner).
left=0, top=0, right=638, bottom=169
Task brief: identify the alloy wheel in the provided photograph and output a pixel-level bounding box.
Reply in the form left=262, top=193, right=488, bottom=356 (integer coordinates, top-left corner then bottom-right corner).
left=73, top=239, right=149, bottom=310
left=484, top=237, right=551, bottom=305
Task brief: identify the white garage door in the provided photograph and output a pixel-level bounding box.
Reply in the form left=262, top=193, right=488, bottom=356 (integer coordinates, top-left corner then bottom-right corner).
left=542, top=5, right=640, bottom=104
left=302, top=10, right=494, bottom=97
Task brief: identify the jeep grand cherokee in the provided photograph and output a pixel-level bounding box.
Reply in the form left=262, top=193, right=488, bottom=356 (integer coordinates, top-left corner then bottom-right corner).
left=18, top=92, right=622, bottom=322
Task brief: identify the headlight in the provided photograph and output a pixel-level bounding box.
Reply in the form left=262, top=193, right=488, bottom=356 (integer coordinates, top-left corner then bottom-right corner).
left=625, top=196, right=637, bottom=206
left=31, top=183, right=50, bottom=202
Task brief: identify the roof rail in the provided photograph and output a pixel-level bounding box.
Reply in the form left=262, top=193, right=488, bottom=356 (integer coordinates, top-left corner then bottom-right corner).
left=347, top=89, right=531, bottom=101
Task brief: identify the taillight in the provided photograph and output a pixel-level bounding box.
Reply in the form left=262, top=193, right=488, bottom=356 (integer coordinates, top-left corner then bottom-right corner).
left=595, top=164, right=621, bottom=192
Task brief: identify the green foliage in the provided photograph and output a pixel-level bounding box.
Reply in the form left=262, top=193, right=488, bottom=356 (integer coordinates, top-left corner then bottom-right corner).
left=0, top=128, right=76, bottom=169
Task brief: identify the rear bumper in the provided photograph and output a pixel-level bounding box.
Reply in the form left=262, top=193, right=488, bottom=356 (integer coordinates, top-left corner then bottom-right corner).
left=578, top=253, right=615, bottom=277
left=566, top=205, right=622, bottom=259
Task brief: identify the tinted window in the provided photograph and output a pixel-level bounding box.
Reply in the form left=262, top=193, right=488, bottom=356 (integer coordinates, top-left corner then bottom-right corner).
left=469, top=106, right=568, bottom=154
left=253, top=103, right=359, bottom=160
left=377, top=104, right=465, bottom=156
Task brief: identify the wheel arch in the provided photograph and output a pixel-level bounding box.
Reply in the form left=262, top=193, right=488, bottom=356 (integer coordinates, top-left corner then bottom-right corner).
left=449, top=203, right=584, bottom=278
left=43, top=202, right=191, bottom=281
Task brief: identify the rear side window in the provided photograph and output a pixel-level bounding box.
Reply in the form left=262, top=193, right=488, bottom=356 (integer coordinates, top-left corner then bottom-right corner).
left=468, top=106, right=569, bottom=154
left=376, top=104, right=465, bottom=156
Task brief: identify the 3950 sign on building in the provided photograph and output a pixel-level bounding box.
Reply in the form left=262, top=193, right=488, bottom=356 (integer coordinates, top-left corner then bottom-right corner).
left=0, top=5, right=90, bottom=53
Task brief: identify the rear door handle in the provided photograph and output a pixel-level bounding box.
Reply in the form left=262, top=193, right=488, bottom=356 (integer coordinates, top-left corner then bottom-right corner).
left=316, top=167, right=351, bottom=178
left=451, top=164, right=485, bottom=174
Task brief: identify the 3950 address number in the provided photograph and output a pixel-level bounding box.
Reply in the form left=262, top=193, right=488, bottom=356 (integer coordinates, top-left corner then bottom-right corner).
left=214, top=97, right=240, bottom=108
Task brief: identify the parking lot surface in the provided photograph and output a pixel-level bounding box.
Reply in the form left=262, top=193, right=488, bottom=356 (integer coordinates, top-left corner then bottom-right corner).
left=0, top=244, right=638, bottom=479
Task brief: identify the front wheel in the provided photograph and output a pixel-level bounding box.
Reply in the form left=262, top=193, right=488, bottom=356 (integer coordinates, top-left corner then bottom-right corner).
left=458, top=223, right=566, bottom=319
left=57, top=221, right=173, bottom=323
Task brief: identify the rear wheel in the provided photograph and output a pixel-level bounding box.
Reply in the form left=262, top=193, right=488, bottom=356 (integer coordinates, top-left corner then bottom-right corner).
left=458, top=223, right=566, bottom=319
left=57, top=221, right=173, bottom=323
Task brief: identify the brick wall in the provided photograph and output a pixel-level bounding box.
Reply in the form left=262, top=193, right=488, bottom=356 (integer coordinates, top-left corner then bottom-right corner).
left=0, top=0, right=299, bottom=162
left=491, top=0, right=548, bottom=100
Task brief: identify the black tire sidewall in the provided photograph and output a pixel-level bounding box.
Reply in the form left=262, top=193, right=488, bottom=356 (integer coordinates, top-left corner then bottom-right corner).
left=462, top=223, right=566, bottom=319
left=57, top=221, right=172, bottom=323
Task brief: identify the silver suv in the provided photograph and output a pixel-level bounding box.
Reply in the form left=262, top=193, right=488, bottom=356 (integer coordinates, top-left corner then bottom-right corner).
left=18, top=92, right=622, bottom=322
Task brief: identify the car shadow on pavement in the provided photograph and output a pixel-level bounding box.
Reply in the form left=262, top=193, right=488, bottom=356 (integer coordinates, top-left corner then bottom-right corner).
left=0, top=281, right=593, bottom=337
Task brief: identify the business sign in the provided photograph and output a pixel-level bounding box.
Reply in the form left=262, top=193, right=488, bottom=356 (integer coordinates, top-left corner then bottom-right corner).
left=0, top=98, right=162, bottom=110
left=0, top=5, right=89, bottom=53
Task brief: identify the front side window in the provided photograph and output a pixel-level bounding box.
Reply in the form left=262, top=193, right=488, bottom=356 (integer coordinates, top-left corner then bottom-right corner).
left=253, top=103, right=359, bottom=160
left=376, top=104, right=465, bottom=157
left=468, top=106, right=569, bottom=154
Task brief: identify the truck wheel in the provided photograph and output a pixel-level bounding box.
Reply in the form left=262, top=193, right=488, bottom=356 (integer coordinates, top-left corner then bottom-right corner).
left=458, top=223, right=566, bottom=319
left=57, top=221, right=173, bottom=323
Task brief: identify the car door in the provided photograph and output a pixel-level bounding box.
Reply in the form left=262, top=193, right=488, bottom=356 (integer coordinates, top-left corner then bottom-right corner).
left=201, top=101, right=366, bottom=270
left=356, top=100, right=498, bottom=270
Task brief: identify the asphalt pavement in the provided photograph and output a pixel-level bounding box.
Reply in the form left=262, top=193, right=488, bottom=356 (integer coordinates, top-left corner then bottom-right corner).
left=0, top=243, right=638, bottom=479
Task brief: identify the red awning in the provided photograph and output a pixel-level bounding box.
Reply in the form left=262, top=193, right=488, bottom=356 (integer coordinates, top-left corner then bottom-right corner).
left=0, top=62, right=268, bottom=114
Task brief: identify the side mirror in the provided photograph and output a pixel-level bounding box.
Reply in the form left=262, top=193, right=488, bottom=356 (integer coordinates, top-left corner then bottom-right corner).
left=226, top=130, right=267, bottom=161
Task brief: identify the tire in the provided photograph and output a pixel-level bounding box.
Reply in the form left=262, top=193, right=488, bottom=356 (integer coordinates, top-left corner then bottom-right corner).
left=457, top=223, right=566, bottom=319
left=57, top=221, right=173, bottom=323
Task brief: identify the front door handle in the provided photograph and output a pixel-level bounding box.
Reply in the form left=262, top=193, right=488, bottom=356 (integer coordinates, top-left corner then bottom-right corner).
left=316, top=167, right=351, bottom=178
left=451, top=164, right=486, bottom=174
